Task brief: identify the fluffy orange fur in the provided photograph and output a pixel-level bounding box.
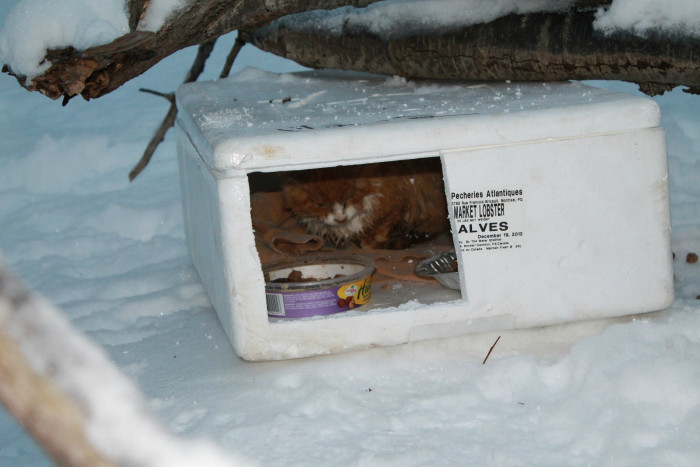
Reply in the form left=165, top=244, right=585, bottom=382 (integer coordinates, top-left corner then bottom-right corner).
left=281, top=158, right=450, bottom=249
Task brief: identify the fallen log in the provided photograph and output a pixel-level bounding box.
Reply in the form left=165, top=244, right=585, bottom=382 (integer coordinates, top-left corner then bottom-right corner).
left=244, top=7, right=700, bottom=96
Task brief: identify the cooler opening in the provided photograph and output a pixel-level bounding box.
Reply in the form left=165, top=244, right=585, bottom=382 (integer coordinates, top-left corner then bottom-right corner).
left=248, top=156, right=463, bottom=321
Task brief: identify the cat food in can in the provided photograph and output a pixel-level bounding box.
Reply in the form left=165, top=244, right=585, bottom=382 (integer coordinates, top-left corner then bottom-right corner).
left=263, top=256, right=375, bottom=318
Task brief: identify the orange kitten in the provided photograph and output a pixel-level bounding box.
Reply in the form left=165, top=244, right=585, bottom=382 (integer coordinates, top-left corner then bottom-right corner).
left=281, top=159, right=450, bottom=249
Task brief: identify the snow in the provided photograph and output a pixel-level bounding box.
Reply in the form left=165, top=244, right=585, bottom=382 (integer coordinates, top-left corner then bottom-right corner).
left=0, top=0, right=186, bottom=80
left=0, top=0, right=129, bottom=79
left=260, top=0, right=577, bottom=40
left=3, top=0, right=700, bottom=79
left=594, top=0, right=700, bottom=38
left=138, top=0, right=188, bottom=32
left=0, top=4, right=700, bottom=467
left=0, top=257, right=241, bottom=467
left=264, top=0, right=700, bottom=42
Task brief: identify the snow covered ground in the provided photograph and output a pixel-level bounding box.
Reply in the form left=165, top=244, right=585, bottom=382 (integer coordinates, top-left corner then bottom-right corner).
left=2, top=4, right=700, bottom=467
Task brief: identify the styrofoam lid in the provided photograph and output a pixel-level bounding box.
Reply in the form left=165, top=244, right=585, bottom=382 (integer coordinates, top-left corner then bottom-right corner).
left=176, top=68, right=661, bottom=172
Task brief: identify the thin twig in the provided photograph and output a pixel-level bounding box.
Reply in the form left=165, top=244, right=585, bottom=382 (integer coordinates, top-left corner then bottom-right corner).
left=220, top=35, right=246, bottom=79
left=138, top=88, right=175, bottom=103
left=182, top=40, right=217, bottom=84
left=128, top=104, right=179, bottom=181
left=129, top=39, right=216, bottom=181
left=482, top=336, right=501, bottom=365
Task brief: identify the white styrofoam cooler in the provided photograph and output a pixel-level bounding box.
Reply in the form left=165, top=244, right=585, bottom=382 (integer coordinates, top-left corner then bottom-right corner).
left=175, top=68, right=673, bottom=361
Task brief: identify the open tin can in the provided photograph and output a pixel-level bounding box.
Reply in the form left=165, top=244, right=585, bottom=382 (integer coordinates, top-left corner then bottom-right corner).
left=263, top=255, right=376, bottom=318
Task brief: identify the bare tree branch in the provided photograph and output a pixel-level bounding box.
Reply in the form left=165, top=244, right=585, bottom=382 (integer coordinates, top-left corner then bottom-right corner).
left=0, top=335, right=115, bottom=467
left=220, top=35, right=246, bottom=79
left=138, top=88, right=175, bottom=103
left=0, top=266, right=114, bottom=467
left=0, top=256, right=239, bottom=466
left=129, top=39, right=217, bottom=181
left=2, top=0, right=382, bottom=102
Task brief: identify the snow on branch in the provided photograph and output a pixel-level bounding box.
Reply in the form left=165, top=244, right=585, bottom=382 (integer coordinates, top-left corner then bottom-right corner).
left=244, top=0, right=700, bottom=96
left=0, top=0, right=382, bottom=102
left=0, top=257, right=244, bottom=467
left=3, top=0, right=700, bottom=101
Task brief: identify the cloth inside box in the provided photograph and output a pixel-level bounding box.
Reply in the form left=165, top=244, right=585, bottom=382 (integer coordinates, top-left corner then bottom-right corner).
left=250, top=191, right=454, bottom=284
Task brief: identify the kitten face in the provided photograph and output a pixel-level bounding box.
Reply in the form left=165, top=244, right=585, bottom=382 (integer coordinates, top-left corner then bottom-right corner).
left=297, top=192, right=379, bottom=245
left=281, top=159, right=449, bottom=249
left=282, top=171, right=380, bottom=246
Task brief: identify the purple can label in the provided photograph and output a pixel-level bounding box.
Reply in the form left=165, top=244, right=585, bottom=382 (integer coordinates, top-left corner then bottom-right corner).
left=266, top=277, right=371, bottom=318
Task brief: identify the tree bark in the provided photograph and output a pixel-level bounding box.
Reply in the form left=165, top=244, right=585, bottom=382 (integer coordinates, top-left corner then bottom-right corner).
left=5, top=0, right=699, bottom=101
left=244, top=7, right=700, bottom=96
left=2, top=0, right=382, bottom=102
